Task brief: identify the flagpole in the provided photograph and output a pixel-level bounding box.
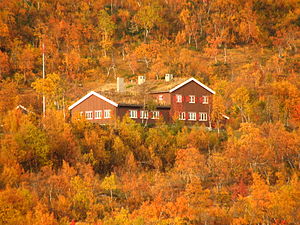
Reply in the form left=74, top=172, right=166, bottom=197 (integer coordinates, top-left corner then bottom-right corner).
left=42, top=43, right=46, bottom=117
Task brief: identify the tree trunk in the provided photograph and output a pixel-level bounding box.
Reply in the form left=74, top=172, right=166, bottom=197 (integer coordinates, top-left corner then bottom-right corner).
left=122, top=47, right=125, bottom=60
left=224, top=44, right=227, bottom=63
left=111, top=52, right=116, bottom=78
left=144, top=29, right=149, bottom=42
left=106, top=67, right=111, bottom=77
left=128, top=62, right=135, bottom=74
left=144, top=58, right=149, bottom=68
left=112, top=65, right=116, bottom=79
left=110, top=0, right=113, bottom=14
left=199, top=18, right=203, bottom=37
left=63, top=95, right=66, bottom=120
left=194, top=35, right=198, bottom=49
left=23, top=71, right=26, bottom=84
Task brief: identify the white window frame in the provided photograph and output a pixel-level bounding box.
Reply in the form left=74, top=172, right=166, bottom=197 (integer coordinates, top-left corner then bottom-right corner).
left=199, top=112, right=208, bottom=121
left=129, top=110, right=138, bottom=119
left=104, top=110, right=111, bottom=119
left=176, top=94, right=182, bottom=103
left=158, top=95, right=163, bottom=101
left=179, top=112, right=186, bottom=120
left=152, top=111, right=160, bottom=119
left=80, top=111, right=84, bottom=117
left=189, top=95, right=195, bottom=103
left=202, top=96, right=208, bottom=104
left=140, top=110, right=149, bottom=119
left=85, top=111, right=93, bottom=120
left=188, top=112, right=196, bottom=121
left=94, top=110, right=102, bottom=119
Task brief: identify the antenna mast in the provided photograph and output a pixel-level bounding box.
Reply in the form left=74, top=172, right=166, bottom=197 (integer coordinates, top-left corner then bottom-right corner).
left=42, top=43, right=46, bottom=117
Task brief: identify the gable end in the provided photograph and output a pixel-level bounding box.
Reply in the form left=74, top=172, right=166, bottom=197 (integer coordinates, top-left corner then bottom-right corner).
left=68, top=91, right=118, bottom=110
left=169, top=77, right=216, bottom=94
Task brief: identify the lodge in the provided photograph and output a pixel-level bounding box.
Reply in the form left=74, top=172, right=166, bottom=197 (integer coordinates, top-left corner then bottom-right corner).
left=68, top=75, right=217, bottom=127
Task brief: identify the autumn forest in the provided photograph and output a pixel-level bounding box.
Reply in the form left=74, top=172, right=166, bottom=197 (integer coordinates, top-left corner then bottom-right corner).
left=0, top=0, right=300, bottom=224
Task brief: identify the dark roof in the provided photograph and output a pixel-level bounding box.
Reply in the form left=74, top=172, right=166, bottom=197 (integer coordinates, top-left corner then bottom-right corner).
left=148, top=78, right=188, bottom=93
left=91, top=78, right=189, bottom=106
left=69, top=77, right=215, bottom=109
left=96, top=91, right=151, bottom=105
left=94, top=78, right=188, bottom=94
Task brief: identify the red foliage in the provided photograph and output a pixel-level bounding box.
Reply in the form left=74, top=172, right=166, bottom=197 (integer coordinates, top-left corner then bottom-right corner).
left=230, top=179, right=249, bottom=200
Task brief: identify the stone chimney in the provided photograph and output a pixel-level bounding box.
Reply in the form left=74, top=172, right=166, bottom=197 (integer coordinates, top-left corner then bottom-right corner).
left=138, top=75, right=146, bottom=85
left=165, top=74, right=174, bottom=82
left=117, top=77, right=125, bottom=92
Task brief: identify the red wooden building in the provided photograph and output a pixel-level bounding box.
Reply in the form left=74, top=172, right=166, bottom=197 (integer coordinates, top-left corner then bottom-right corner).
left=68, top=77, right=216, bottom=127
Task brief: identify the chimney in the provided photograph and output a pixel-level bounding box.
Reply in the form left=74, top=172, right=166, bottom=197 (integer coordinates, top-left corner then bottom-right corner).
left=138, top=75, right=146, bottom=85
left=165, top=74, right=173, bottom=82
left=117, top=77, right=125, bottom=92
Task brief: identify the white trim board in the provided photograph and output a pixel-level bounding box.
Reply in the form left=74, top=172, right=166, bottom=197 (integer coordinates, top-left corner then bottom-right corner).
left=169, top=77, right=216, bottom=94
left=68, top=91, right=118, bottom=110
left=222, top=114, right=230, bottom=120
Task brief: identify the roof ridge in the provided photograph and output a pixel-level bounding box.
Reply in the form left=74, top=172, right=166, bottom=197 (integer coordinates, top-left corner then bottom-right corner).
left=169, top=77, right=216, bottom=94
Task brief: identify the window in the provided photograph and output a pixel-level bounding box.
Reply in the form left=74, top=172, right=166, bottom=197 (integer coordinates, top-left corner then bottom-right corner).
left=179, top=112, right=186, bottom=120
left=152, top=111, right=160, bottom=119
left=140, top=110, right=149, bottom=119
left=158, top=95, right=163, bottom=101
left=189, top=95, right=195, bottom=103
left=202, top=96, right=208, bottom=104
left=176, top=94, right=182, bottom=103
left=94, top=110, right=102, bottom=119
left=129, top=110, right=138, bottom=118
left=104, top=110, right=111, bottom=119
left=79, top=111, right=84, bottom=117
left=85, top=111, right=93, bottom=120
left=199, top=112, right=208, bottom=121
left=188, top=112, right=196, bottom=121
